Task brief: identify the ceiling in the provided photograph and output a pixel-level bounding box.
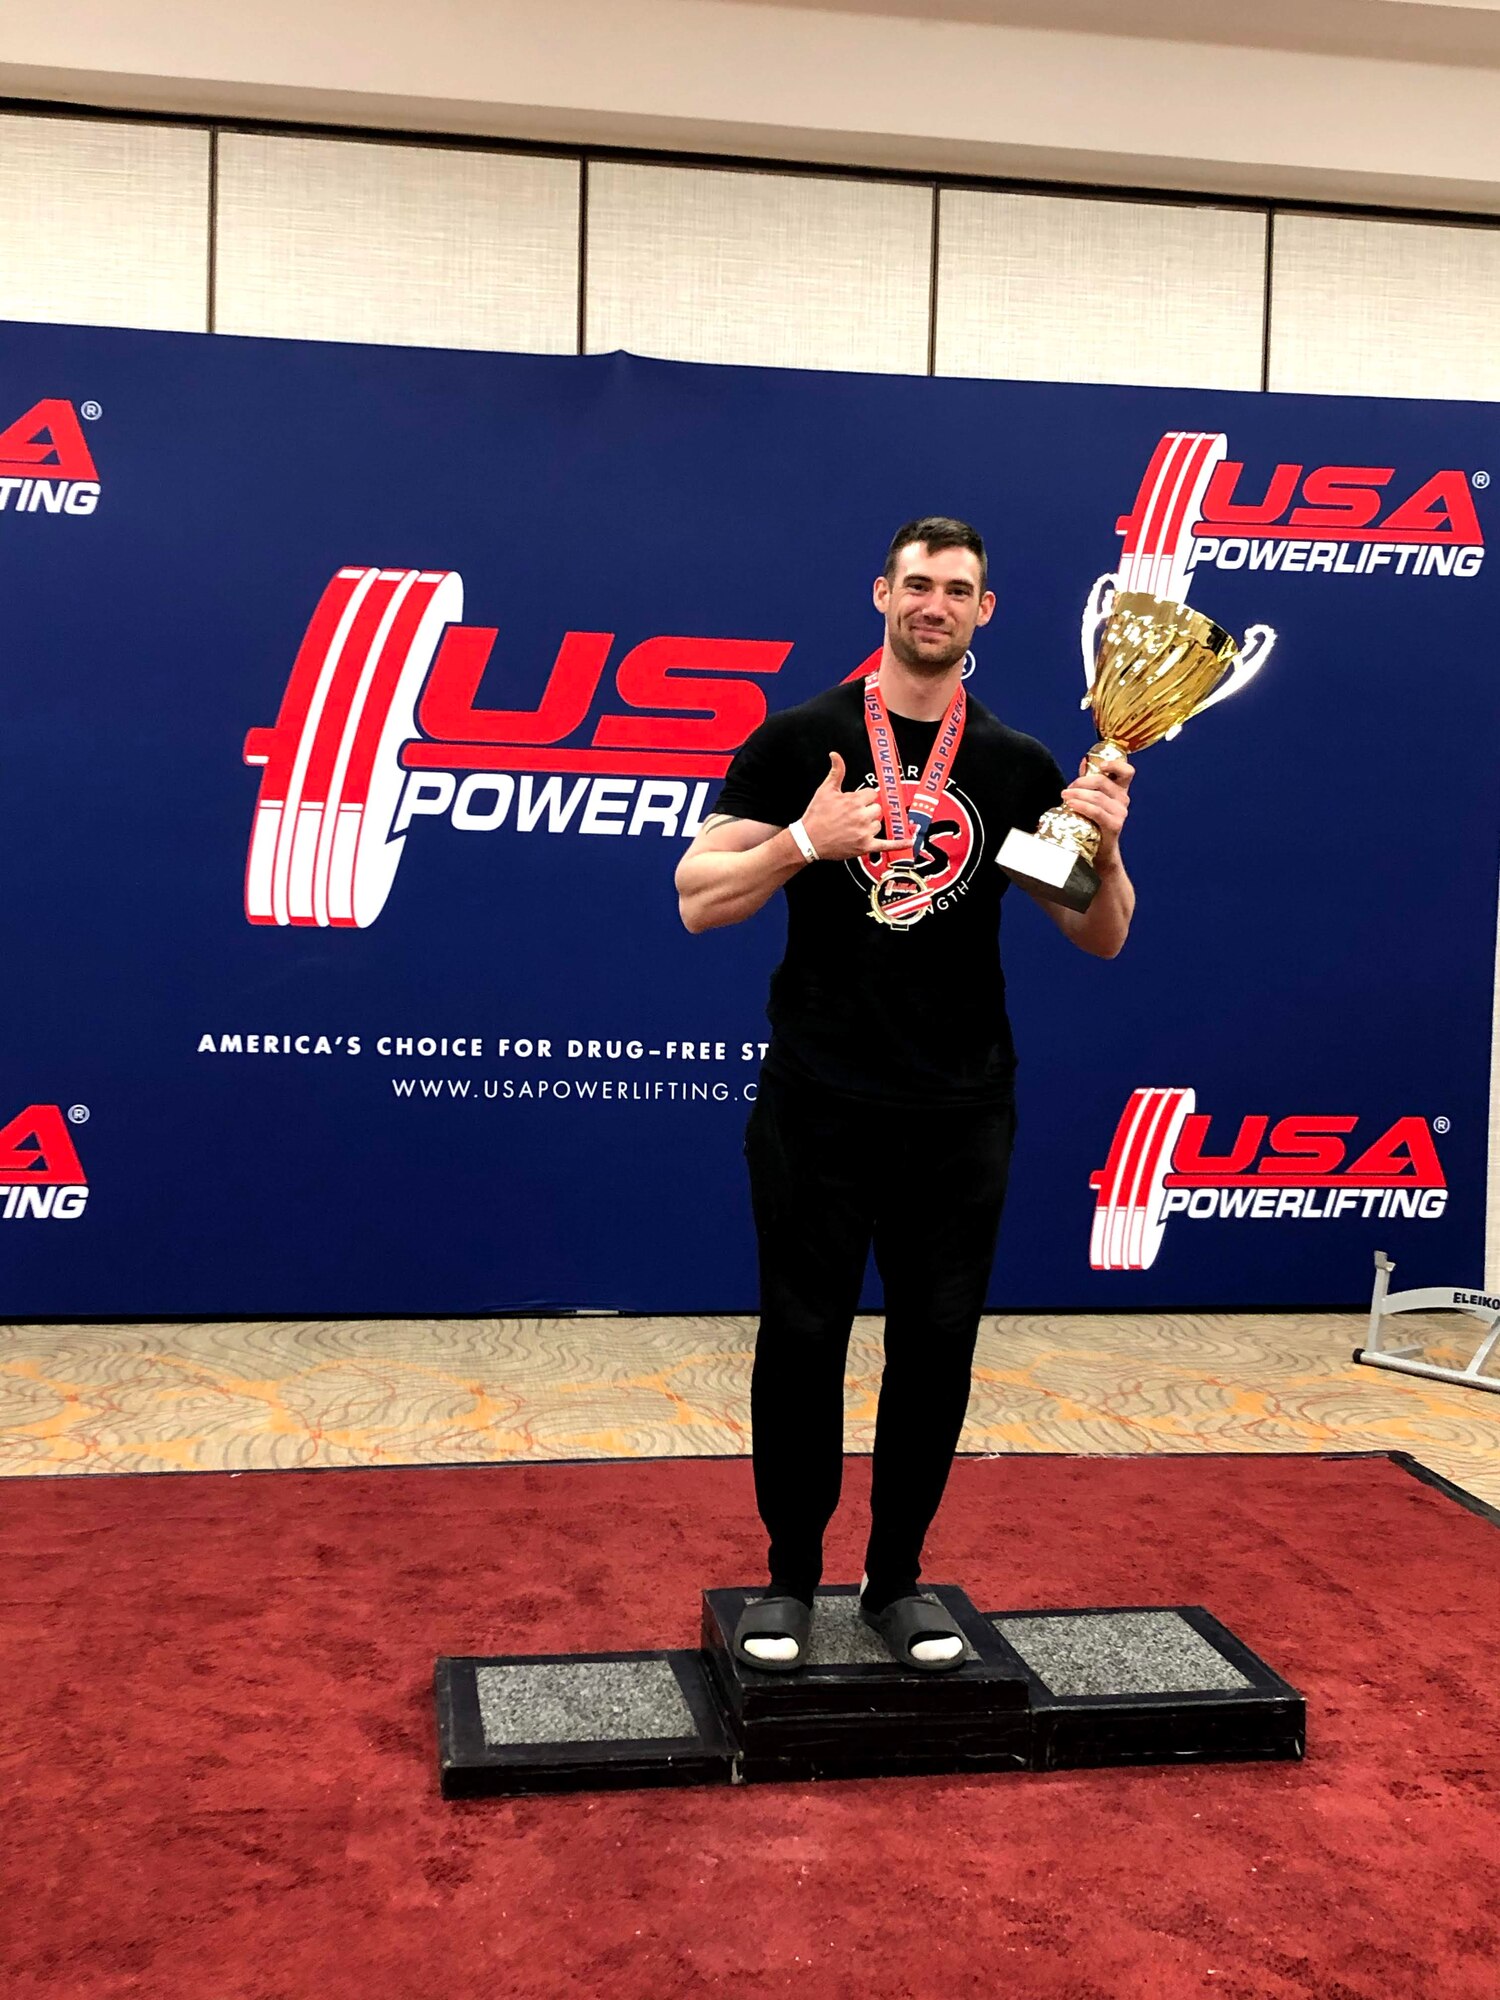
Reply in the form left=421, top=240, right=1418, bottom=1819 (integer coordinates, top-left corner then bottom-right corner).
left=750, top=0, right=1500, bottom=66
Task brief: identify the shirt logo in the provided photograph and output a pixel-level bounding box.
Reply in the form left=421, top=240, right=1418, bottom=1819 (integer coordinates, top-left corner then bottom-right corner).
left=845, top=776, right=981, bottom=918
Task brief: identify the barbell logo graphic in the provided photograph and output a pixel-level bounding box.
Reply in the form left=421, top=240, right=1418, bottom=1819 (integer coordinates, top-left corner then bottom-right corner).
left=1121, top=429, right=1484, bottom=584
left=244, top=568, right=461, bottom=928
left=1090, top=1088, right=1449, bottom=1271
left=0, top=1104, right=89, bottom=1220
left=243, top=567, right=792, bottom=927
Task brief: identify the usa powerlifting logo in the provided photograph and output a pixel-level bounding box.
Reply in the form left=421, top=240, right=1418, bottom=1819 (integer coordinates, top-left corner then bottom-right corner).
left=1089, top=1088, right=1447, bottom=1272
left=0, top=1105, right=89, bottom=1221
left=0, top=398, right=102, bottom=517
left=1121, top=430, right=1483, bottom=591
left=243, top=567, right=791, bottom=927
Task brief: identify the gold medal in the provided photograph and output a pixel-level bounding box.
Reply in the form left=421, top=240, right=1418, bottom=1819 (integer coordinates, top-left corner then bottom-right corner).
left=868, top=866, right=932, bottom=928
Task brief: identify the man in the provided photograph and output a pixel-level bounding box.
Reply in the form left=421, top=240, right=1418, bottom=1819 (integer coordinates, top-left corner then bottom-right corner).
left=675, top=517, right=1133, bottom=1673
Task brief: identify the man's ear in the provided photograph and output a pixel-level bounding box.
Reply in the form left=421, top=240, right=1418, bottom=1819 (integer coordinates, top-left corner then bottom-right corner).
left=873, top=574, right=891, bottom=612
left=975, top=589, right=997, bottom=628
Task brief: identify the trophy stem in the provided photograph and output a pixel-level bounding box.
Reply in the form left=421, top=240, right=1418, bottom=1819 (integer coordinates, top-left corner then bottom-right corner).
left=1031, top=739, right=1128, bottom=868
left=1034, top=805, right=1101, bottom=867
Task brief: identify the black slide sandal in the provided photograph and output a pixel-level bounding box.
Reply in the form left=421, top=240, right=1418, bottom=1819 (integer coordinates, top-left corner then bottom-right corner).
left=860, top=1594, right=967, bottom=1673
left=732, top=1593, right=813, bottom=1673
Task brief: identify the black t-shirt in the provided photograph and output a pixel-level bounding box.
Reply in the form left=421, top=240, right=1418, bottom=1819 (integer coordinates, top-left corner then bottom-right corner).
left=713, top=678, right=1064, bottom=1105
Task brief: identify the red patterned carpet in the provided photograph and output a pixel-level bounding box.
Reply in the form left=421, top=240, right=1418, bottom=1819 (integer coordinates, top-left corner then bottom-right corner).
left=2, top=1452, right=1497, bottom=1999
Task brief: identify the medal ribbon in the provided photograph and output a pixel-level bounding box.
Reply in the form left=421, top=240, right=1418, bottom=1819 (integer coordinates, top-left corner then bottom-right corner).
left=862, top=672, right=967, bottom=864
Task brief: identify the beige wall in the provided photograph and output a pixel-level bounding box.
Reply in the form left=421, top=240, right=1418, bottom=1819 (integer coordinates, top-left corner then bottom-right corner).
left=7, top=106, right=1500, bottom=400
left=3, top=0, right=1500, bottom=212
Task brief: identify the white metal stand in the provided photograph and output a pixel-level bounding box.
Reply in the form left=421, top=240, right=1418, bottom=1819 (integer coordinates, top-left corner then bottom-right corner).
left=1354, top=1250, right=1500, bottom=1396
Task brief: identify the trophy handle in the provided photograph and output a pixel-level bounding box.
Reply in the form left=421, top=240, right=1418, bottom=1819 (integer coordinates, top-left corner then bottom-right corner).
left=1162, top=621, right=1277, bottom=738
left=1079, top=573, right=1116, bottom=702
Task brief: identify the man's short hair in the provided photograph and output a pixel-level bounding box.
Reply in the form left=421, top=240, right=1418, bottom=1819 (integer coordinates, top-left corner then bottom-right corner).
left=884, top=516, right=988, bottom=590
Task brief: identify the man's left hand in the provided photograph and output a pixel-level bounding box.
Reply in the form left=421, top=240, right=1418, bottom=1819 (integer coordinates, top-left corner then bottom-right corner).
left=1061, top=754, right=1134, bottom=865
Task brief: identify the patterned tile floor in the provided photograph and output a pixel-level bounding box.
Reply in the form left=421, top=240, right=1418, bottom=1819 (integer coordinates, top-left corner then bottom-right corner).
left=1, top=1311, right=1496, bottom=1508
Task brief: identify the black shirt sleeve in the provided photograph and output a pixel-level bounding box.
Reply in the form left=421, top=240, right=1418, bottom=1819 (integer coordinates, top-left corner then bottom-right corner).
left=1026, top=743, right=1067, bottom=828
left=997, top=729, right=1066, bottom=835
left=711, top=709, right=817, bottom=828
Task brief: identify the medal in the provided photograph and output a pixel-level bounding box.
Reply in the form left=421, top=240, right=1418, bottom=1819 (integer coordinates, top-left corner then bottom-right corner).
left=862, top=672, right=967, bottom=928
left=868, top=867, right=932, bottom=929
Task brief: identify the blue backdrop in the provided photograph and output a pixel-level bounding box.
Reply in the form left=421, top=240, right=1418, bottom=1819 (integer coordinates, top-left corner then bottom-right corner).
left=1, top=319, right=1495, bottom=1315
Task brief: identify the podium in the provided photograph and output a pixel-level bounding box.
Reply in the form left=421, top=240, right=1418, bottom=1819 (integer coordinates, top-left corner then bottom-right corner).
left=436, top=1586, right=1303, bottom=1798
left=699, top=1585, right=1030, bottom=1783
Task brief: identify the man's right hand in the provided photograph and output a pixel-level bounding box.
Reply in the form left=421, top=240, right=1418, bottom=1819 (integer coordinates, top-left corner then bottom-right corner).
left=798, top=753, right=901, bottom=862
left=675, top=752, right=899, bottom=933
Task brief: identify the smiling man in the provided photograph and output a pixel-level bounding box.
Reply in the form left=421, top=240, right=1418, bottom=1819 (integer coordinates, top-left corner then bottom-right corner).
left=675, top=516, right=1133, bottom=1673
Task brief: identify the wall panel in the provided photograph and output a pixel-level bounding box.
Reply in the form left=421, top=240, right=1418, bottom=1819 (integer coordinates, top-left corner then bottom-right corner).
left=585, top=162, right=931, bottom=374
left=935, top=189, right=1266, bottom=390
left=0, top=113, right=209, bottom=331
left=1268, top=212, right=1500, bottom=401
left=215, top=133, right=579, bottom=351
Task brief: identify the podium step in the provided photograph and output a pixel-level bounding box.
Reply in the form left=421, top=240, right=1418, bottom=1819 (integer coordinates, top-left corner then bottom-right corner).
left=435, top=1648, right=736, bottom=1798
left=701, top=1585, right=1031, bottom=1782
left=987, top=1605, right=1306, bottom=1770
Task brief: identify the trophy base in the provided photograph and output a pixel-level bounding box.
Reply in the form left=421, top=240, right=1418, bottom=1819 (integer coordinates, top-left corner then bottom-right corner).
left=997, top=828, right=1099, bottom=913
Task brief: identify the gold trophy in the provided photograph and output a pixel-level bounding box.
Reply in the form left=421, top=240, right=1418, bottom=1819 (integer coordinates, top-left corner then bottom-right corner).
left=998, top=580, right=1275, bottom=911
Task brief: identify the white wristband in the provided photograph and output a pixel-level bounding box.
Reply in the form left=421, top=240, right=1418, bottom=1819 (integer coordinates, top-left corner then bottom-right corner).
left=787, top=818, right=820, bottom=864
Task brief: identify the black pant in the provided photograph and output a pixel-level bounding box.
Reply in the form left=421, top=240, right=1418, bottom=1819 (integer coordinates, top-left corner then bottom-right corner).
left=743, top=1072, right=1016, bottom=1604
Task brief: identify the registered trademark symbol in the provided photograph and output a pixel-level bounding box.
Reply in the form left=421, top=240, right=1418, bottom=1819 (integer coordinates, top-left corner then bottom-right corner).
left=1433, top=1116, right=1451, bottom=1134
left=80, top=401, right=101, bottom=422
left=1472, top=471, right=1489, bottom=489
left=67, top=1104, right=90, bottom=1124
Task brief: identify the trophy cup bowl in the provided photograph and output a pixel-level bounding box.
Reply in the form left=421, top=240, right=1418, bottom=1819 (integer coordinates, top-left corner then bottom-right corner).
left=997, top=588, right=1272, bottom=913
